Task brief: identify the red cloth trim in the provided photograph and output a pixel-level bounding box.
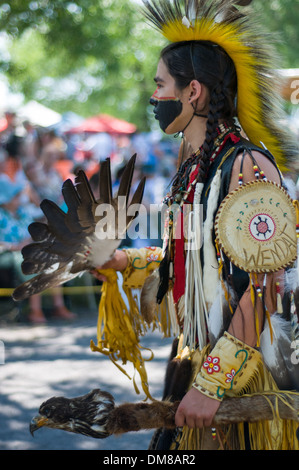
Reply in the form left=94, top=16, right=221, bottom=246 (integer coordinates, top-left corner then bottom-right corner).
left=173, top=210, right=186, bottom=305
left=210, top=133, right=240, bottom=162
left=228, top=133, right=241, bottom=144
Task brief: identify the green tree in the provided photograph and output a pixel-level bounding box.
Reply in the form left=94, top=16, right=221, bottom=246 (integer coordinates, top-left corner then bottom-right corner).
left=0, top=0, right=297, bottom=130
left=0, top=0, right=165, bottom=130
left=252, top=0, right=299, bottom=68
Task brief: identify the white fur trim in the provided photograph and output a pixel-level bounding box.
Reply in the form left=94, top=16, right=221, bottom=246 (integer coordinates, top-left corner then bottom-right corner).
left=260, top=313, right=299, bottom=389
left=203, top=169, right=222, bottom=307
left=285, top=268, right=299, bottom=293
left=167, top=290, right=180, bottom=336
left=207, top=289, right=223, bottom=340
left=183, top=183, right=209, bottom=350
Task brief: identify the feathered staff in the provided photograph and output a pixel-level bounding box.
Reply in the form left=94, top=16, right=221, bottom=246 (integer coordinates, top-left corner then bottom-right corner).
left=29, top=388, right=299, bottom=449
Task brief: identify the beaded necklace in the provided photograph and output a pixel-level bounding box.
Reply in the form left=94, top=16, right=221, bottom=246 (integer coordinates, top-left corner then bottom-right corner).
left=163, top=122, right=240, bottom=208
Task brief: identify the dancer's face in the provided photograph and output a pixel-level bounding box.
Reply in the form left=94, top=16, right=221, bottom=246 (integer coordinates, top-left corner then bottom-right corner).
left=150, top=59, right=193, bottom=134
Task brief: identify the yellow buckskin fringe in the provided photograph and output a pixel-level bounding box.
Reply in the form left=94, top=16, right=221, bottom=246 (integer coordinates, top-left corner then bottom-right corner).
left=90, top=268, right=170, bottom=400
left=171, top=346, right=299, bottom=450
left=237, top=392, right=299, bottom=451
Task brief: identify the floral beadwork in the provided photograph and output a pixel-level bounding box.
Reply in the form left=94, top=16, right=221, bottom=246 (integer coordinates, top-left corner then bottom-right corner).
left=194, top=333, right=261, bottom=402
left=225, top=368, right=236, bottom=384
left=203, top=356, right=220, bottom=375
left=146, top=253, right=159, bottom=263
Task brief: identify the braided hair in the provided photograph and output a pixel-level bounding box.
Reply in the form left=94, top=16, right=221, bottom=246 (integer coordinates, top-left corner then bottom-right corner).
left=157, top=41, right=238, bottom=303
left=161, top=40, right=237, bottom=186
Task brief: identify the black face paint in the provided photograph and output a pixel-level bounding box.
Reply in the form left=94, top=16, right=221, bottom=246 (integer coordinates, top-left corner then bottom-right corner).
left=150, top=96, right=183, bottom=132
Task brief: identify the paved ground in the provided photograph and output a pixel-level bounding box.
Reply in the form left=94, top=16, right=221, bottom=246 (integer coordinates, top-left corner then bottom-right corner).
left=0, top=311, right=173, bottom=451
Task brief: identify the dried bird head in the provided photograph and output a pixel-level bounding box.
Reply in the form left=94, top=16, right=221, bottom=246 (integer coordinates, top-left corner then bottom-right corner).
left=30, top=389, right=115, bottom=439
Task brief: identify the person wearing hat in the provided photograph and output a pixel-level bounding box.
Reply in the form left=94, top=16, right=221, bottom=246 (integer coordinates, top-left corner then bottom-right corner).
left=0, top=175, right=31, bottom=248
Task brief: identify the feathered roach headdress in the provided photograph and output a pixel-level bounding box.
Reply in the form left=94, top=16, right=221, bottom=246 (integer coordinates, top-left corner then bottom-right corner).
left=141, top=0, right=298, bottom=172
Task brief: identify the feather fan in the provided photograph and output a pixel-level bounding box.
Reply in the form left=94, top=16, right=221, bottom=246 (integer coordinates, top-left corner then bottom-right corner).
left=13, top=155, right=145, bottom=301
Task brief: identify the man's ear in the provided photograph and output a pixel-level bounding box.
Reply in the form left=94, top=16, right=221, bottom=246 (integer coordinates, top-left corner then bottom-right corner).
left=188, top=80, right=202, bottom=104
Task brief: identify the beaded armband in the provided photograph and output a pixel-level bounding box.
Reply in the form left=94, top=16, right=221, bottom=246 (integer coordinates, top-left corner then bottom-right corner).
left=193, top=332, right=263, bottom=401
left=122, top=246, right=163, bottom=289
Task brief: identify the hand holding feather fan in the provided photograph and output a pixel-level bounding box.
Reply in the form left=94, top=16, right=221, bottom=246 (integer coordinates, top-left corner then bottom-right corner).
left=12, top=155, right=145, bottom=302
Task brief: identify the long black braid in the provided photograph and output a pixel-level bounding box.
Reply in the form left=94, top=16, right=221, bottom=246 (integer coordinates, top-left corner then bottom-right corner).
left=157, top=40, right=238, bottom=303
left=196, top=82, right=229, bottom=180
left=162, top=40, right=237, bottom=193
left=167, top=82, right=230, bottom=204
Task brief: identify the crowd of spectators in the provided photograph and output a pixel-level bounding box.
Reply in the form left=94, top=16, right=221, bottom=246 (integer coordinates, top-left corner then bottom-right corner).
left=0, top=109, right=179, bottom=323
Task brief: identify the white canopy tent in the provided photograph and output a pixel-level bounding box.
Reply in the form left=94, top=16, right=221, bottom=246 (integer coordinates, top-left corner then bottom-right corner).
left=19, top=100, right=62, bottom=128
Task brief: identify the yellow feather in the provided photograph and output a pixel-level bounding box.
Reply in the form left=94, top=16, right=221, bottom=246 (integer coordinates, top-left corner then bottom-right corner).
left=141, top=0, right=299, bottom=172
left=162, top=18, right=288, bottom=171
